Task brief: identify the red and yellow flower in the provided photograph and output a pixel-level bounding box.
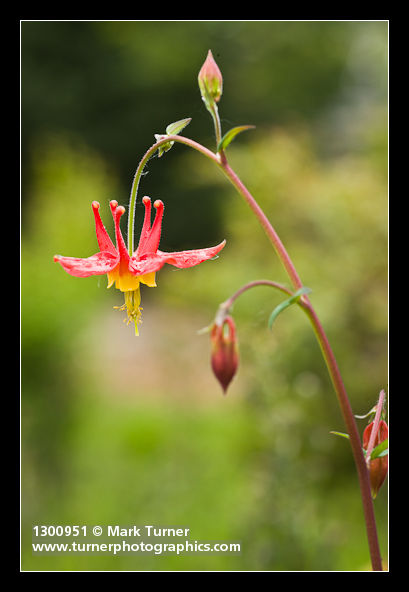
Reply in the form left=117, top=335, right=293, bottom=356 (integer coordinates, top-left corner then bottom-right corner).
left=54, top=197, right=225, bottom=334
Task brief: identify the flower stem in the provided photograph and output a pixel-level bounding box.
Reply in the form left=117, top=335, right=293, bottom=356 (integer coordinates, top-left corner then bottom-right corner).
left=219, top=158, right=382, bottom=570
left=220, top=162, right=305, bottom=291
left=208, top=102, right=223, bottom=148
left=128, top=133, right=383, bottom=570
left=224, top=279, right=294, bottom=308
left=303, top=305, right=383, bottom=570
left=127, top=135, right=219, bottom=255
left=214, top=280, right=294, bottom=326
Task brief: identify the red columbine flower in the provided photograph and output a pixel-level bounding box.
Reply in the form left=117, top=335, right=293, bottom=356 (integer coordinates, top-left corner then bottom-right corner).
left=54, top=197, right=226, bottom=335
left=363, top=419, right=388, bottom=499
left=210, top=315, right=239, bottom=394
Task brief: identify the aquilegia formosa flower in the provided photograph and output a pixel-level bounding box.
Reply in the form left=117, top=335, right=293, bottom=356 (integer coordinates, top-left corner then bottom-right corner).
left=54, top=197, right=226, bottom=335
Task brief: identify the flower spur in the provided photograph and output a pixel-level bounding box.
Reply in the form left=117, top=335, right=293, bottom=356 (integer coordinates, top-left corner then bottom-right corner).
left=54, top=197, right=226, bottom=335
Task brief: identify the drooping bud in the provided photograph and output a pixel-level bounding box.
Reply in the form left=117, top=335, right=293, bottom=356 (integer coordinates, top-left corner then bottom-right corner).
left=363, top=419, right=388, bottom=499
left=210, top=315, right=238, bottom=394
left=198, top=50, right=223, bottom=108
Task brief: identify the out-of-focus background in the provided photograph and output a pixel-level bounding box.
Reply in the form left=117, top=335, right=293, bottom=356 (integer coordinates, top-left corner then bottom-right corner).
left=21, top=20, right=388, bottom=571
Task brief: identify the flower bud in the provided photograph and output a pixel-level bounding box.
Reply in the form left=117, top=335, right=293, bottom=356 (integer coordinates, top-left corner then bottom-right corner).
left=198, top=50, right=223, bottom=107
left=363, top=419, right=388, bottom=499
left=210, top=315, right=238, bottom=394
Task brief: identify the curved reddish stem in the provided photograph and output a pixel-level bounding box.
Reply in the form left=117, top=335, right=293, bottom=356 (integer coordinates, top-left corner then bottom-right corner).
left=128, top=133, right=383, bottom=570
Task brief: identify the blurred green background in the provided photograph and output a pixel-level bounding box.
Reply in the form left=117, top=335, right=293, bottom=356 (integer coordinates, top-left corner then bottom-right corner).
left=21, top=20, right=388, bottom=571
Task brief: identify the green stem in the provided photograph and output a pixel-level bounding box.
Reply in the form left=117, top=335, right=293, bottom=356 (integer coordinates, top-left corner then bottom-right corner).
left=208, top=102, right=223, bottom=148
left=127, top=135, right=219, bottom=255
left=127, top=133, right=383, bottom=570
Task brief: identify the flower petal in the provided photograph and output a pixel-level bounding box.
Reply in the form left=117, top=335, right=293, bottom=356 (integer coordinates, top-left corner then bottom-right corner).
left=136, top=199, right=164, bottom=257
left=54, top=251, right=119, bottom=277
left=92, top=201, right=117, bottom=254
left=135, top=196, right=152, bottom=255
left=129, top=240, right=226, bottom=276
left=112, top=203, right=130, bottom=262
left=159, top=240, right=226, bottom=268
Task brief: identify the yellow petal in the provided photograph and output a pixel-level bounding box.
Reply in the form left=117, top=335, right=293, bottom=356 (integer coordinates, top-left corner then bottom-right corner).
left=139, top=272, right=157, bottom=288
left=116, top=271, right=141, bottom=292
left=107, top=271, right=117, bottom=289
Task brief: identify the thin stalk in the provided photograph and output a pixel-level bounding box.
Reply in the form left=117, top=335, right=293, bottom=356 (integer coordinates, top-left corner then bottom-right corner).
left=220, top=162, right=305, bottom=292
left=220, top=169, right=383, bottom=569
left=303, top=305, right=383, bottom=570
left=224, top=279, right=294, bottom=307
left=209, top=102, right=223, bottom=148
left=127, top=133, right=383, bottom=570
left=220, top=160, right=382, bottom=570
left=214, top=280, right=294, bottom=326
left=127, top=135, right=219, bottom=255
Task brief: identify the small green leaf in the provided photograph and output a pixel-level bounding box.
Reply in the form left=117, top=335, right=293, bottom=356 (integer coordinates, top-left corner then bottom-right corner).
left=370, top=438, right=388, bottom=460
left=154, top=118, right=192, bottom=158
left=217, top=125, right=255, bottom=152
left=377, top=449, right=389, bottom=458
left=154, top=135, right=173, bottom=158
left=268, top=287, right=312, bottom=330
left=166, top=118, right=192, bottom=136
left=354, top=406, right=377, bottom=420
left=330, top=431, right=350, bottom=440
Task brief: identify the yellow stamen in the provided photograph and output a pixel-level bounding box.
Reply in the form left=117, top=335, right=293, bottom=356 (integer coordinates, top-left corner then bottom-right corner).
left=109, top=267, right=157, bottom=336
left=139, top=272, right=157, bottom=288
left=114, top=288, right=143, bottom=336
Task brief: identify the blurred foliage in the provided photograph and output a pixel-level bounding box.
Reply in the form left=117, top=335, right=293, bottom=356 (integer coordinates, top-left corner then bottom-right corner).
left=21, top=21, right=388, bottom=571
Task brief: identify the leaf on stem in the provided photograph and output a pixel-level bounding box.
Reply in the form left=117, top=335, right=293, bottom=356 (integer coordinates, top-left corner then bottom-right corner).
left=354, top=406, right=377, bottom=420
left=155, top=118, right=192, bottom=157
left=329, top=431, right=389, bottom=462
left=165, top=118, right=192, bottom=136
left=217, top=125, right=255, bottom=153
left=268, top=287, right=312, bottom=330
left=330, top=431, right=350, bottom=440
left=369, top=438, right=388, bottom=460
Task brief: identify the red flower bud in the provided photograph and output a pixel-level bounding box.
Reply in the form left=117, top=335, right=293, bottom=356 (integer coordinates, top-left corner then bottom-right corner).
left=198, top=50, right=223, bottom=107
left=363, top=419, right=388, bottom=499
left=210, top=315, right=239, bottom=394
